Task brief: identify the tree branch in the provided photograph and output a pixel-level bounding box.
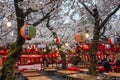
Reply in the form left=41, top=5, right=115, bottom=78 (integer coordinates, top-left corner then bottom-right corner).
left=46, top=15, right=57, bottom=38
left=41, top=9, right=45, bottom=17
left=46, top=15, right=61, bottom=49
left=24, top=8, right=38, bottom=17
left=99, top=26, right=106, bottom=37
left=100, top=4, right=120, bottom=30
left=33, top=6, right=57, bottom=26
left=45, top=0, right=55, bottom=6
left=80, top=2, right=94, bottom=16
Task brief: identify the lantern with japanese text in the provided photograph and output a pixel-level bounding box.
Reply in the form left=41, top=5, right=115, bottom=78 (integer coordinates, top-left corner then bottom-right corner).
left=74, top=31, right=86, bottom=43
left=108, top=35, right=117, bottom=44
left=20, top=24, right=36, bottom=40
left=54, top=37, right=60, bottom=44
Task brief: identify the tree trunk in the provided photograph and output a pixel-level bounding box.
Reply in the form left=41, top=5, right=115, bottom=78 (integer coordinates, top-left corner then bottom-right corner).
left=89, top=43, right=98, bottom=75
left=0, top=45, right=24, bottom=80
left=0, top=0, right=25, bottom=80
left=81, top=2, right=120, bottom=76
left=59, top=50, right=67, bottom=70
left=56, top=44, right=67, bottom=70
left=89, top=15, right=100, bottom=75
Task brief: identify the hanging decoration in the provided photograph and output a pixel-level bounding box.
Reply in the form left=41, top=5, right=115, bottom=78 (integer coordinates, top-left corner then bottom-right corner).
left=108, top=35, right=117, bottom=44
left=74, top=31, right=86, bottom=43
left=61, top=44, right=65, bottom=50
left=54, top=37, right=60, bottom=44
left=105, top=44, right=111, bottom=49
left=20, top=24, right=36, bottom=40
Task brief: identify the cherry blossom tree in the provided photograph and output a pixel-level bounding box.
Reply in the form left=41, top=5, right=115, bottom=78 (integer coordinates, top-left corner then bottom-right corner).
left=0, top=0, right=60, bottom=80
left=79, top=0, right=120, bottom=75
left=0, top=0, right=120, bottom=79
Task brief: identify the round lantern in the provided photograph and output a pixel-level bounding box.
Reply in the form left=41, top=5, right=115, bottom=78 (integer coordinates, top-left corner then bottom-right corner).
left=20, top=24, right=36, bottom=40
left=54, top=37, right=60, bottom=44
left=74, top=32, right=86, bottom=43
left=105, top=44, right=111, bottom=49
left=108, top=35, right=117, bottom=44
left=61, top=44, right=65, bottom=50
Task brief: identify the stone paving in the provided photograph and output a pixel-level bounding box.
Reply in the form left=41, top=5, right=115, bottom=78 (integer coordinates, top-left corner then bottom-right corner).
left=15, top=70, right=120, bottom=80
left=15, top=70, right=66, bottom=80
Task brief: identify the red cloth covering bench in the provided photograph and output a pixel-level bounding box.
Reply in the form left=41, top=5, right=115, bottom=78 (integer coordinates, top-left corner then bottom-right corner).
left=67, top=66, right=80, bottom=71
left=97, top=65, right=120, bottom=73
left=112, top=66, right=120, bottom=72
left=97, top=66, right=105, bottom=73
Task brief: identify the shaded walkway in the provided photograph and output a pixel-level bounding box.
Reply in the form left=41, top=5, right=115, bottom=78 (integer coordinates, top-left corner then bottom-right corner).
left=15, top=70, right=65, bottom=80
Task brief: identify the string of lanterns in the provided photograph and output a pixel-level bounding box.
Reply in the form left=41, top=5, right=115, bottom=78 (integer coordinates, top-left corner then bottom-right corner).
left=108, top=35, right=117, bottom=44
left=74, top=29, right=119, bottom=50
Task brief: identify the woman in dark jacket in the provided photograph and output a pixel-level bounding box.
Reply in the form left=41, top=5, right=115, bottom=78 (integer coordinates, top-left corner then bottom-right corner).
left=102, top=54, right=111, bottom=72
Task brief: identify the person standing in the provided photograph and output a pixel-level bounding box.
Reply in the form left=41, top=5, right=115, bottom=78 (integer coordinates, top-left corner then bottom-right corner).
left=102, top=54, right=111, bottom=73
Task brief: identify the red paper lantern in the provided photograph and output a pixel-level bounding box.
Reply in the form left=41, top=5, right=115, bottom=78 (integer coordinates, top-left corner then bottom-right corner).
left=20, top=24, right=36, bottom=40
left=54, top=37, right=60, bottom=44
